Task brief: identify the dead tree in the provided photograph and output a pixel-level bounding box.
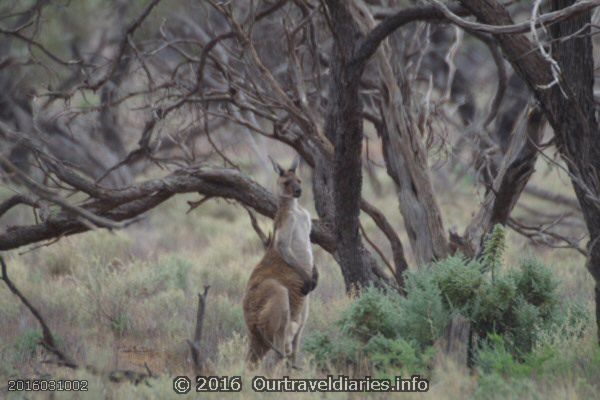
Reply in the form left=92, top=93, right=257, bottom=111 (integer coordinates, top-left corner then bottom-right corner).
left=0, top=1, right=598, bottom=306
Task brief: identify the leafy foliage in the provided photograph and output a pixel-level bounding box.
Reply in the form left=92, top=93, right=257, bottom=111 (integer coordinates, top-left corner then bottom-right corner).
left=305, top=228, right=577, bottom=375
left=481, top=224, right=506, bottom=279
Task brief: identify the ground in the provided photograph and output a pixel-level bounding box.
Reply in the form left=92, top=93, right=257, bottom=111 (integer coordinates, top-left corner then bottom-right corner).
left=0, top=158, right=597, bottom=399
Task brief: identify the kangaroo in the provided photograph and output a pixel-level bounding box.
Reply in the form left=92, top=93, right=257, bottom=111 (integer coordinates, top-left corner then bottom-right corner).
left=243, top=156, right=318, bottom=369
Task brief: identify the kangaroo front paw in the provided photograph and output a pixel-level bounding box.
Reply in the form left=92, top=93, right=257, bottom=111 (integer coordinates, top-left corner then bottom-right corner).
left=310, top=265, right=319, bottom=290
left=300, top=281, right=311, bottom=296
left=300, top=265, right=319, bottom=295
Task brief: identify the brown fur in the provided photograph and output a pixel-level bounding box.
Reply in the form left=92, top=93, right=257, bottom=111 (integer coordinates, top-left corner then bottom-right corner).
left=243, top=158, right=316, bottom=368
left=243, top=245, right=308, bottom=366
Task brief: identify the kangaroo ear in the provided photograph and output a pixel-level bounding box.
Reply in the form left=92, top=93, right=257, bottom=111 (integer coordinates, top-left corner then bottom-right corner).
left=269, top=156, right=284, bottom=176
left=289, top=155, right=300, bottom=173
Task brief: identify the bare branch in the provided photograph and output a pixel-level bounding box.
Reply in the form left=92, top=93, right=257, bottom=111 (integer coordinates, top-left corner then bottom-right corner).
left=0, top=256, right=77, bottom=368
left=0, top=165, right=336, bottom=253
left=0, top=155, right=128, bottom=230
left=87, top=0, right=163, bottom=91
left=353, top=3, right=469, bottom=67
left=463, top=103, right=546, bottom=255
left=428, top=0, right=600, bottom=35
left=243, top=205, right=270, bottom=248
left=186, top=196, right=213, bottom=214
left=0, top=194, right=38, bottom=219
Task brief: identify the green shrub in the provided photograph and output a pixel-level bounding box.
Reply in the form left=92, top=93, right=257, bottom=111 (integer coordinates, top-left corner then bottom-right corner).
left=475, top=334, right=531, bottom=378
left=305, top=226, right=564, bottom=375
left=304, top=286, right=435, bottom=372
left=432, top=255, right=483, bottom=310
left=363, top=335, right=433, bottom=374
left=474, top=372, right=538, bottom=400
left=481, top=224, right=506, bottom=278
left=511, top=258, right=557, bottom=318
left=303, top=331, right=334, bottom=369
left=338, top=286, right=403, bottom=341
left=398, top=272, right=449, bottom=348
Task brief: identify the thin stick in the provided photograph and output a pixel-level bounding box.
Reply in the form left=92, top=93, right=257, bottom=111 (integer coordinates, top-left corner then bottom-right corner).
left=187, top=285, right=211, bottom=374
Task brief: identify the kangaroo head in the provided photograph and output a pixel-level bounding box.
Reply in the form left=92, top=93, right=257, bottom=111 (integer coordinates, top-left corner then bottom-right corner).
left=270, top=156, right=302, bottom=198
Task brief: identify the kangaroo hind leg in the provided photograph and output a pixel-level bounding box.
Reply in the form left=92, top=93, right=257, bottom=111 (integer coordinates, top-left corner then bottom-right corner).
left=258, top=280, right=292, bottom=370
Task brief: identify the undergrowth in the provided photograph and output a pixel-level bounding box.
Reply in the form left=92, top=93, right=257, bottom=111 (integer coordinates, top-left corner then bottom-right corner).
left=305, top=225, right=594, bottom=392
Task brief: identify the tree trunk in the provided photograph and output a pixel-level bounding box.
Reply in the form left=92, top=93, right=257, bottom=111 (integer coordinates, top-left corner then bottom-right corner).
left=324, top=0, right=378, bottom=291
left=463, top=103, right=545, bottom=255
left=459, top=0, right=600, bottom=341
left=351, top=1, right=449, bottom=267
left=549, top=0, right=600, bottom=343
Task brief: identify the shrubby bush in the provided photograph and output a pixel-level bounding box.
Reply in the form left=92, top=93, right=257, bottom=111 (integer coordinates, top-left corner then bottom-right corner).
left=304, top=225, right=586, bottom=375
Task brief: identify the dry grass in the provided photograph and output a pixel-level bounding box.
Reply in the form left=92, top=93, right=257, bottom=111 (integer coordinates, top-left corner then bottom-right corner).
left=0, top=158, right=597, bottom=399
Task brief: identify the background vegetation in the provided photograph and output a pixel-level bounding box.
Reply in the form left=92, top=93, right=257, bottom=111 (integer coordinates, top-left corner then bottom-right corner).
left=1, top=161, right=597, bottom=399
left=1, top=0, right=599, bottom=398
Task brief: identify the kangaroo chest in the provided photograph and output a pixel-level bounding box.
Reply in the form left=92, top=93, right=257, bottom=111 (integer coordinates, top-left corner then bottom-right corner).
left=284, top=205, right=313, bottom=269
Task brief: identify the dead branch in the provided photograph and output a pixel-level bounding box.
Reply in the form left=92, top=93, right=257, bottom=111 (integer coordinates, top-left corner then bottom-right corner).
left=524, top=185, right=581, bottom=211
left=429, top=0, right=600, bottom=35
left=1, top=155, right=127, bottom=230
left=1, top=255, right=156, bottom=383
left=186, top=195, right=213, bottom=214
left=353, top=2, right=469, bottom=67
left=0, top=194, right=38, bottom=219
left=359, top=222, right=398, bottom=288
left=360, top=199, right=407, bottom=287
left=508, top=217, right=586, bottom=255
left=0, top=256, right=77, bottom=368
left=187, top=285, right=211, bottom=375
left=87, top=0, right=163, bottom=91
left=243, top=205, right=271, bottom=248
left=0, top=165, right=336, bottom=253
left=463, top=103, right=546, bottom=255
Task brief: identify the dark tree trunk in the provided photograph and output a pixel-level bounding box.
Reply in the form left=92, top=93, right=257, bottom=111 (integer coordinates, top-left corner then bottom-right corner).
left=549, top=0, right=600, bottom=343
left=324, top=0, right=378, bottom=291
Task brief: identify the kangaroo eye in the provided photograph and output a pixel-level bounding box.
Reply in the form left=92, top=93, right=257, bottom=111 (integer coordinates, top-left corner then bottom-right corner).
left=297, top=179, right=302, bottom=184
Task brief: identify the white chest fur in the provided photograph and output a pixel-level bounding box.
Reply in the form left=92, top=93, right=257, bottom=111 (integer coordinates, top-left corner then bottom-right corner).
left=290, top=204, right=313, bottom=267
left=275, top=200, right=313, bottom=273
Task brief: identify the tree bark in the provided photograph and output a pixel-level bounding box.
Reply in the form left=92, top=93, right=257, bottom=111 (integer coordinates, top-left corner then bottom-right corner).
left=351, top=1, right=449, bottom=267
left=375, top=48, right=449, bottom=266
left=549, top=0, right=600, bottom=343
left=463, top=103, right=545, bottom=255
left=324, top=0, right=379, bottom=291
left=459, top=0, right=600, bottom=341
